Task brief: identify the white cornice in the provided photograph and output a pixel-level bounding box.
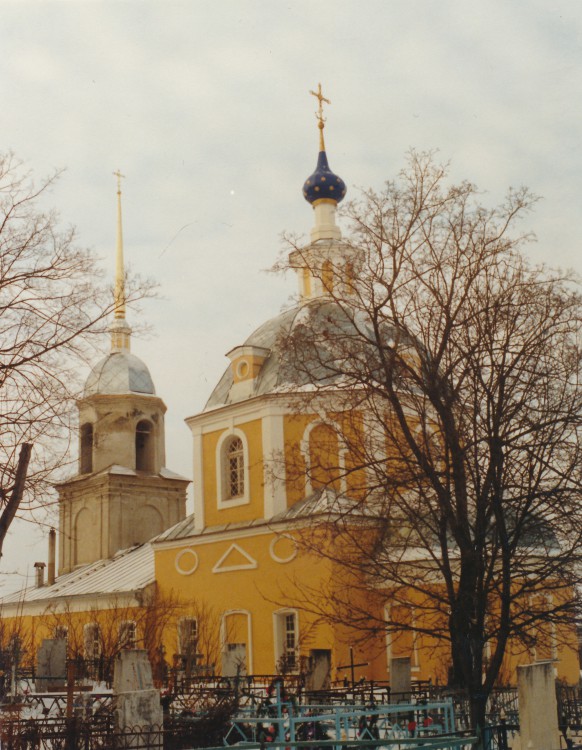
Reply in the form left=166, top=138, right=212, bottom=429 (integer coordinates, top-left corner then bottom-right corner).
left=185, top=394, right=291, bottom=433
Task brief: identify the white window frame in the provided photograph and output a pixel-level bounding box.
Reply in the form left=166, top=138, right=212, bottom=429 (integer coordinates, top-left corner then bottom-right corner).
left=83, top=622, right=102, bottom=660
left=216, top=429, right=250, bottom=509
left=118, top=620, right=137, bottom=650
left=221, top=610, right=253, bottom=674
left=177, top=617, right=199, bottom=656
left=273, top=608, right=299, bottom=673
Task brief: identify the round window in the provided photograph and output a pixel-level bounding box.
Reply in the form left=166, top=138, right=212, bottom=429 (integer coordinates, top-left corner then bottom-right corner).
left=236, top=360, right=249, bottom=379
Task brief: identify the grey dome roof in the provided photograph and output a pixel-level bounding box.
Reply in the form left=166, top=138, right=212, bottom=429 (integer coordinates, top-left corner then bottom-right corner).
left=205, top=300, right=401, bottom=410
left=84, top=351, right=156, bottom=397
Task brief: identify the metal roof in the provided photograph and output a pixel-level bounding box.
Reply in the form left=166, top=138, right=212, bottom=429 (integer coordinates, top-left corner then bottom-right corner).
left=154, top=489, right=366, bottom=546
left=84, top=351, right=156, bottom=397
left=0, top=543, right=155, bottom=606
left=204, top=299, right=401, bottom=410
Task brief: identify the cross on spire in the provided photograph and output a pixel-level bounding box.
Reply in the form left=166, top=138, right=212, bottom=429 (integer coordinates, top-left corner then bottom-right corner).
left=113, top=169, right=125, bottom=195
left=309, top=83, right=331, bottom=151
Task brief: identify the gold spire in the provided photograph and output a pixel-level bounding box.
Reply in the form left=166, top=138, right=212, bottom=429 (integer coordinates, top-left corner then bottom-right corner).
left=113, top=169, right=126, bottom=320
left=310, top=82, right=330, bottom=151
left=110, top=170, right=131, bottom=352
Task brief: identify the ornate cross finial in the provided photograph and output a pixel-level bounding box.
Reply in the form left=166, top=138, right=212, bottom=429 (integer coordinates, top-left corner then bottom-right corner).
left=113, top=169, right=125, bottom=195
left=309, top=83, right=330, bottom=151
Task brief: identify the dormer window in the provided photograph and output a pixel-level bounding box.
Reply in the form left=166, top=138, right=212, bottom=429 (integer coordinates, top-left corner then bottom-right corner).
left=225, top=345, right=270, bottom=402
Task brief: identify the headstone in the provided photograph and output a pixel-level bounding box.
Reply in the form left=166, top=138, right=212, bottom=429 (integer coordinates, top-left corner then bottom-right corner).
left=390, top=656, right=412, bottom=700
left=517, top=661, right=560, bottom=750
left=36, top=638, right=67, bottom=693
left=306, top=649, right=331, bottom=691
left=113, top=648, right=155, bottom=692
left=113, top=650, right=163, bottom=748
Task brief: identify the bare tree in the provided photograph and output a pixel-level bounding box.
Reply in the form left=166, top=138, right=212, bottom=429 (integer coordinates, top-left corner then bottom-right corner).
left=0, top=153, right=154, bottom=557
left=278, top=151, right=582, bottom=731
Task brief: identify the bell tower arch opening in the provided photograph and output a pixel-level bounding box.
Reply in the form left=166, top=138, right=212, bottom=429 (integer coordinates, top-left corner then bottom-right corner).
left=80, top=423, right=93, bottom=474
left=135, top=419, right=155, bottom=472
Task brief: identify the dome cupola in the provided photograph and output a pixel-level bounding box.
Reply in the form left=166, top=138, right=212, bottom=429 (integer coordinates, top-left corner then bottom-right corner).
left=302, top=84, right=346, bottom=243
left=302, top=83, right=346, bottom=206
left=303, top=150, right=346, bottom=206
left=84, top=351, right=155, bottom=397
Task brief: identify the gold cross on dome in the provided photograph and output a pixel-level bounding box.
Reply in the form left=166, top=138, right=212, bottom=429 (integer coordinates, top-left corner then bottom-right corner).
left=113, top=169, right=125, bottom=194
left=309, top=83, right=331, bottom=150
left=310, top=83, right=330, bottom=125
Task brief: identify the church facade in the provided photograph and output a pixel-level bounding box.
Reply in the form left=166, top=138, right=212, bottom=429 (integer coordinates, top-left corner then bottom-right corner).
left=1, top=102, right=579, bottom=690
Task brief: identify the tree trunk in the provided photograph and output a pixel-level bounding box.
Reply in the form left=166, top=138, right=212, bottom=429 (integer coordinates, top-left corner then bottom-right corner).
left=0, top=443, right=33, bottom=559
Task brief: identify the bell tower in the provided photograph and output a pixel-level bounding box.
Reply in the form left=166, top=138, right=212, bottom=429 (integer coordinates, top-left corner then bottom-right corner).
left=57, top=173, right=188, bottom=574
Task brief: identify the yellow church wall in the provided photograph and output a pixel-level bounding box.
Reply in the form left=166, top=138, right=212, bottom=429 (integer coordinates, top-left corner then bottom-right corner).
left=380, top=584, right=580, bottom=686
left=202, top=419, right=264, bottom=527
left=154, top=529, right=337, bottom=676
left=0, top=597, right=150, bottom=678
left=283, top=410, right=367, bottom=507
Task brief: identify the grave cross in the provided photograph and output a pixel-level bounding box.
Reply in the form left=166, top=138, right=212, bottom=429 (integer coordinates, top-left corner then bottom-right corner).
left=337, top=646, right=369, bottom=687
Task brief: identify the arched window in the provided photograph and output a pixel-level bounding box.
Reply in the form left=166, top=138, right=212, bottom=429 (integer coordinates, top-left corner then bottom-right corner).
left=225, top=437, right=244, bottom=499
left=216, top=430, right=250, bottom=508
left=135, top=420, right=154, bottom=472
left=80, top=423, right=93, bottom=474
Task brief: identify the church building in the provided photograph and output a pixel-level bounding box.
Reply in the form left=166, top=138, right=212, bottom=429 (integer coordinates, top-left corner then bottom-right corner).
left=0, top=94, right=579, bottom=691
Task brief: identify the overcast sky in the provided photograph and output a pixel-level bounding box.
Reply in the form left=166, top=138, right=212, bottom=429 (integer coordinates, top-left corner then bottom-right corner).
left=1, top=0, right=581, bottom=590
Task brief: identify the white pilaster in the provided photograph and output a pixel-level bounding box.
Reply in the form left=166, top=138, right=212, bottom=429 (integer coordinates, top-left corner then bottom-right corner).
left=192, top=429, right=205, bottom=530
left=262, top=413, right=287, bottom=518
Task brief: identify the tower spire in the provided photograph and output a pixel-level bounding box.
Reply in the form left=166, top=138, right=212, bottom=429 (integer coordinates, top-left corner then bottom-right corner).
left=110, top=170, right=131, bottom=352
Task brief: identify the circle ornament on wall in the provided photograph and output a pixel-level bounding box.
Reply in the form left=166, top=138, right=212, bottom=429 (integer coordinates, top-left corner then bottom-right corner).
left=270, top=534, right=298, bottom=564
left=175, top=548, right=199, bottom=575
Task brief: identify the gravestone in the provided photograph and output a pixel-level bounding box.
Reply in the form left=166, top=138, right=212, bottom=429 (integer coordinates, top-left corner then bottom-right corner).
left=306, top=649, right=331, bottom=691
left=390, top=657, right=412, bottom=700
left=113, top=650, right=162, bottom=747
left=36, top=638, right=67, bottom=693
left=516, top=661, right=559, bottom=750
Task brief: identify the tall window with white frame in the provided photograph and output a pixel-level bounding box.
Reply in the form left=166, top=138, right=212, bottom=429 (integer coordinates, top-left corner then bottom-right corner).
left=118, top=620, right=137, bottom=650
left=178, top=617, right=198, bottom=657
left=275, top=611, right=298, bottom=672
left=225, top=437, right=244, bottom=499
left=83, top=623, right=102, bottom=661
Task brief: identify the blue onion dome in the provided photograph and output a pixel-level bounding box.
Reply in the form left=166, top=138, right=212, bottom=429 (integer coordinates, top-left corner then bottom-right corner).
left=303, top=150, right=347, bottom=205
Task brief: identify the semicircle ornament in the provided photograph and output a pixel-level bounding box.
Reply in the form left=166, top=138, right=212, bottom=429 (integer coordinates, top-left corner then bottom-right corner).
left=175, top=548, right=199, bottom=576
left=269, top=534, right=298, bottom=564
